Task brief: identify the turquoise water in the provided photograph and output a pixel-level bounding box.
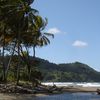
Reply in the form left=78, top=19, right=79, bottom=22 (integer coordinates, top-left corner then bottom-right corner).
left=33, top=92, right=100, bottom=100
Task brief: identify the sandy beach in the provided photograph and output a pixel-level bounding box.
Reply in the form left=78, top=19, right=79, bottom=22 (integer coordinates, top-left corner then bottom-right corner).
left=0, top=93, right=48, bottom=100
left=0, top=86, right=100, bottom=100
left=62, top=86, right=100, bottom=92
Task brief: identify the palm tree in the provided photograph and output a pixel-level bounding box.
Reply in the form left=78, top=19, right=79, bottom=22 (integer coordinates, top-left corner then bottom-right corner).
left=0, top=0, right=54, bottom=84
left=32, top=16, right=54, bottom=58
left=0, top=19, right=12, bottom=82
left=0, top=0, right=39, bottom=83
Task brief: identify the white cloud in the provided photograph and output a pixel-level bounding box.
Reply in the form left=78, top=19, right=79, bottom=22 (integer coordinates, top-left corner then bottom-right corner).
left=72, top=40, right=88, bottom=48
left=47, top=28, right=61, bottom=34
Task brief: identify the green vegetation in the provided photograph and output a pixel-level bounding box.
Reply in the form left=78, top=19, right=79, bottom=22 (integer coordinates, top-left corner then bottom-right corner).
left=0, top=0, right=99, bottom=88
left=36, top=58, right=100, bottom=82
left=0, top=54, right=99, bottom=84
left=0, top=0, right=54, bottom=85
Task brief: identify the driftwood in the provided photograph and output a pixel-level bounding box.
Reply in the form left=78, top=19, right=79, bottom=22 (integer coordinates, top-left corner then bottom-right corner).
left=0, top=84, right=35, bottom=94
left=97, top=89, right=100, bottom=94
left=34, top=84, right=63, bottom=93
left=0, top=83, right=63, bottom=94
left=48, top=85, right=63, bottom=93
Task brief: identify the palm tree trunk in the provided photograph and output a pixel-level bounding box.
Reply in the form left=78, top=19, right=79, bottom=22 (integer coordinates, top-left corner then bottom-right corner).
left=16, top=43, right=20, bottom=85
left=16, top=46, right=20, bottom=85
left=33, top=45, right=36, bottom=58
left=2, top=45, right=6, bottom=82
left=2, top=32, right=6, bottom=82
left=16, top=31, right=20, bottom=85
left=25, top=46, right=31, bottom=81
left=5, top=41, right=17, bottom=80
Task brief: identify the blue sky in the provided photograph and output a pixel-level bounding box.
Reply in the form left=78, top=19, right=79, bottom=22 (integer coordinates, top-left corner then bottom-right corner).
left=32, top=0, right=100, bottom=71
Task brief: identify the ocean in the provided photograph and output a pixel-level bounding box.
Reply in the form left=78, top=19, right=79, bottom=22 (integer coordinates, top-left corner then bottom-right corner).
left=28, top=82, right=100, bottom=100
left=42, top=82, right=100, bottom=87
left=33, top=92, right=100, bottom=100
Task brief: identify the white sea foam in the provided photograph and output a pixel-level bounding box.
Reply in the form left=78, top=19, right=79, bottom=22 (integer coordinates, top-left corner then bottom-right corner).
left=42, top=82, right=100, bottom=87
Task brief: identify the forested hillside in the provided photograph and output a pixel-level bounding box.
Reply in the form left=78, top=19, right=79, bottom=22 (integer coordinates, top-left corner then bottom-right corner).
left=36, top=58, right=100, bottom=82
left=0, top=56, right=99, bottom=82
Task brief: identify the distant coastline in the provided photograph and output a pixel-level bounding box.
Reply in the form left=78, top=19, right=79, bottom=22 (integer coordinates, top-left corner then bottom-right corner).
left=42, top=82, right=100, bottom=87
left=42, top=82, right=100, bottom=92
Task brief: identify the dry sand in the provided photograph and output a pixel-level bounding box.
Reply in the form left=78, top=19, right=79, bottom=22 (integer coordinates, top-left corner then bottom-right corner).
left=0, top=93, right=48, bottom=100
left=0, top=93, right=31, bottom=100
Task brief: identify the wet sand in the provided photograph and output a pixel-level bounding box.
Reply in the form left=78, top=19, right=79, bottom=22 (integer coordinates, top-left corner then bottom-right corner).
left=63, top=86, right=100, bottom=92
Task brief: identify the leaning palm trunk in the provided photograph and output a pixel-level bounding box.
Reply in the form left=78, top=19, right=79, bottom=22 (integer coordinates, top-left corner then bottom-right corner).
left=14, top=45, right=32, bottom=81
left=5, top=41, right=17, bottom=80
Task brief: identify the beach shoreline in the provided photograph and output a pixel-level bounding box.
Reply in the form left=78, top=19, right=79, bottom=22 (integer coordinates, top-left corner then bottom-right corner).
left=0, top=86, right=99, bottom=100
left=62, top=86, right=100, bottom=92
